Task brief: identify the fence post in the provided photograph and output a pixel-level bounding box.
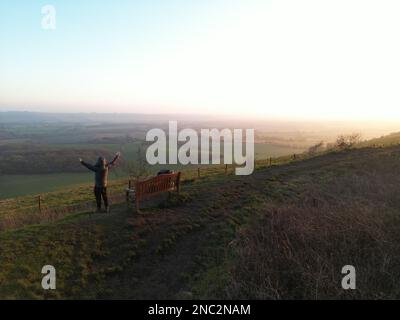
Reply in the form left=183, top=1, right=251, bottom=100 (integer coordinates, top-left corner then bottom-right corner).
left=197, top=167, right=201, bottom=178
left=225, top=164, right=228, bottom=174
left=38, top=195, right=42, bottom=213
left=126, top=180, right=131, bottom=204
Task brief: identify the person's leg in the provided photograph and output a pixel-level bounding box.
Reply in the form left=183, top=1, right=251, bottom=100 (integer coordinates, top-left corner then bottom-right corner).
left=94, top=187, right=102, bottom=211
left=102, top=187, right=109, bottom=212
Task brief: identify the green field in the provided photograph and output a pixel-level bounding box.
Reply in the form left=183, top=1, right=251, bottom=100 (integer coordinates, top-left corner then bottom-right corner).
left=0, top=173, right=94, bottom=200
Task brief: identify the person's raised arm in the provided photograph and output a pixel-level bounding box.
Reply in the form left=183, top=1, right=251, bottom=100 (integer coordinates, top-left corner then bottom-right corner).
left=108, top=152, right=121, bottom=167
left=79, top=158, right=96, bottom=172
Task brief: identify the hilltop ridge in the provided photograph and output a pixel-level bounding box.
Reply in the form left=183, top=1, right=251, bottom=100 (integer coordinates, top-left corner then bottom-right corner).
left=1, top=144, right=400, bottom=299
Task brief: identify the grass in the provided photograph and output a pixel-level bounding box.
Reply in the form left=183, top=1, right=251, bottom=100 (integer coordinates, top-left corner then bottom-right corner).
left=2, top=144, right=400, bottom=299
left=0, top=178, right=129, bottom=218
left=0, top=155, right=297, bottom=225
left=0, top=206, right=151, bottom=299
left=225, top=203, right=400, bottom=299
left=221, top=146, right=400, bottom=299
left=359, top=131, right=400, bottom=148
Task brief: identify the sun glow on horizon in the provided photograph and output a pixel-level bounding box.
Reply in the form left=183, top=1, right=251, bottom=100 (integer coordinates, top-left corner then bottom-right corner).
left=1, top=0, right=400, bottom=121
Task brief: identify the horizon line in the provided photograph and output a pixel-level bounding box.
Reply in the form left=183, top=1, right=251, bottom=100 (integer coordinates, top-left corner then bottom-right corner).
left=2, top=110, right=400, bottom=124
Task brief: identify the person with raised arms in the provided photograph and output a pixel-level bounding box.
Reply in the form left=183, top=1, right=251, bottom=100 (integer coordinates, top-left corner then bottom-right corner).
left=79, top=152, right=121, bottom=213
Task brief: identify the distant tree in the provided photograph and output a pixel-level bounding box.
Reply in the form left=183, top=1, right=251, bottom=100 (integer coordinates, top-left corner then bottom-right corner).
left=125, top=142, right=150, bottom=181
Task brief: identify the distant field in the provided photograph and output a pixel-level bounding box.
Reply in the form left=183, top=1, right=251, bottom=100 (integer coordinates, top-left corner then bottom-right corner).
left=0, top=121, right=311, bottom=199
left=0, top=143, right=305, bottom=199
left=0, top=173, right=94, bottom=199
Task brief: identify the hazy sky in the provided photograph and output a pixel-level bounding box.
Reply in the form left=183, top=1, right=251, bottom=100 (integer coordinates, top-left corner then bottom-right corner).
left=1, top=0, right=400, bottom=120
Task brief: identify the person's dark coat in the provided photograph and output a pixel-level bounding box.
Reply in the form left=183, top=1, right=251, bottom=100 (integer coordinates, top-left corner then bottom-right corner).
left=81, top=155, right=119, bottom=187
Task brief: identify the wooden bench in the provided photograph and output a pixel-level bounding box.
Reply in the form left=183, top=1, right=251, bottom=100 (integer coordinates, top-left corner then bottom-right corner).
left=126, top=172, right=181, bottom=212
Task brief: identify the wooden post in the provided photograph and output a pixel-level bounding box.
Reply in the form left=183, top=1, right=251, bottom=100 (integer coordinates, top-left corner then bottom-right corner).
left=135, top=197, right=140, bottom=213
left=126, top=181, right=130, bottom=204
left=313, top=198, right=317, bottom=208
left=135, top=182, right=141, bottom=213
left=176, top=172, right=181, bottom=194
left=38, top=195, right=42, bottom=213
left=225, top=164, right=228, bottom=174
left=197, top=167, right=201, bottom=178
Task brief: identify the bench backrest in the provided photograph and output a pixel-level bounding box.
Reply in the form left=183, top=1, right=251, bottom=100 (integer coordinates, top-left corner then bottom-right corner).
left=135, top=172, right=181, bottom=201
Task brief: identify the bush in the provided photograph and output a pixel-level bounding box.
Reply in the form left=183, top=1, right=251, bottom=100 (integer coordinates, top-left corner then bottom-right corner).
left=335, top=133, right=362, bottom=150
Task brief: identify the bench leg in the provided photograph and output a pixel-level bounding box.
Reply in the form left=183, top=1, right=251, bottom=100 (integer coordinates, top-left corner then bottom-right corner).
left=126, top=191, right=130, bottom=206
left=135, top=197, right=141, bottom=214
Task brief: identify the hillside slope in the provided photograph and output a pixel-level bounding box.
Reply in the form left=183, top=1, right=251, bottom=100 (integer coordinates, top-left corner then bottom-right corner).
left=1, top=146, right=400, bottom=299
left=360, top=131, right=400, bottom=147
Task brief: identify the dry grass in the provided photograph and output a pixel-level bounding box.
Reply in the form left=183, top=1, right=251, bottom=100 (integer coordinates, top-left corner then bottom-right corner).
left=0, top=194, right=127, bottom=231
left=225, top=149, right=400, bottom=299
left=226, top=203, right=400, bottom=299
